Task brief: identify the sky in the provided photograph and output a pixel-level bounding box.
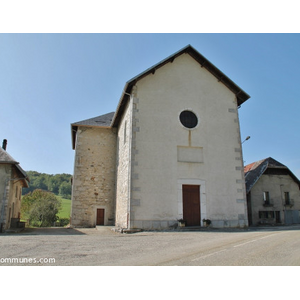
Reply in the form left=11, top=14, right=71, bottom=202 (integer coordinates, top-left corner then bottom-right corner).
left=1, top=33, right=300, bottom=178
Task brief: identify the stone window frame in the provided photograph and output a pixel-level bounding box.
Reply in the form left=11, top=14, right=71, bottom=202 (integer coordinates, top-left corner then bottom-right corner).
left=178, top=109, right=200, bottom=130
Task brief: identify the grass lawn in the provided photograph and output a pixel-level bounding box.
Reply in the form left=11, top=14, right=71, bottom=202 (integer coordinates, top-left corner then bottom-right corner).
left=57, top=196, right=71, bottom=219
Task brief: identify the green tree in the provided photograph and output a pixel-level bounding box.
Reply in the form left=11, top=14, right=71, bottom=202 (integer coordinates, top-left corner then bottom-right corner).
left=48, top=176, right=60, bottom=194
left=21, top=189, right=62, bottom=227
left=35, top=175, right=48, bottom=191
left=22, top=171, right=72, bottom=198
left=59, top=181, right=72, bottom=199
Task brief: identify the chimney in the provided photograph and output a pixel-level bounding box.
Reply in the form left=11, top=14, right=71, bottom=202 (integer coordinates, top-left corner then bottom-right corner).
left=2, top=139, right=7, bottom=150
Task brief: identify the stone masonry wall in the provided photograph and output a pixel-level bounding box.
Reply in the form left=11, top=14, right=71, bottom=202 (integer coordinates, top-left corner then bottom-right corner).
left=250, top=174, right=300, bottom=225
left=115, top=100, right=132, bottom=229
left=7, top=167, right=23, bottom=229
left=0, top=164, right=11, bottom=230
left=71, top=126, right=117, bottom=227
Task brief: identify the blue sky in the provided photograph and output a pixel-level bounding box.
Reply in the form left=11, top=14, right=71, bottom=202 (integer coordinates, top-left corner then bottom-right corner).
left=1, top=33, right=300, bottom=178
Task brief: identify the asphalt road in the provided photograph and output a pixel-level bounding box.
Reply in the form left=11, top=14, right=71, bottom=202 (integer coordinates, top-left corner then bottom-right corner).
left=1, top=226, right=300, bottom=266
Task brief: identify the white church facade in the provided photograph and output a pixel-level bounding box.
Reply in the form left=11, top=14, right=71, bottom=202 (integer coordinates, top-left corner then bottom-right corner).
left=70, top=45, right=250, bottom=230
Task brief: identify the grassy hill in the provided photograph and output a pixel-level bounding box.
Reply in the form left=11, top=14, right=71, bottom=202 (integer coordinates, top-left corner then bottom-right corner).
left=57, top=196, right=71, bottom=219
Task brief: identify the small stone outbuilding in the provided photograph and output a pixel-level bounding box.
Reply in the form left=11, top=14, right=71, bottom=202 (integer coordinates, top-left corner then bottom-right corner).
left=0, top=140, right=29, bottom=232
left=245, top=157, right=300, bottom=226
left=71, top=45, right=251, bottom=230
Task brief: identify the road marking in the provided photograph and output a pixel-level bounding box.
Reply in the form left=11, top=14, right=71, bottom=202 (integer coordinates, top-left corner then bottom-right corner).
left=192, top=249, right=227, bottom=261
left=191, top=233, right=282, bottom=261
left=233, top=233, right=278, bottom=248
left=233, top=239, right=258, bottom=247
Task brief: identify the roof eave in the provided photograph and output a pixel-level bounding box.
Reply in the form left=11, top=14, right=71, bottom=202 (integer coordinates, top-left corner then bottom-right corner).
left=186, top=45, right=250, bottom=105
left=71, top=123, right=112, bottom=150
left=245, top=163, right=268, bottom=193
left=71, top=124, right=77, bottom=150
left=245, top=160, right=300, bottom=193
left=14, top=164, right=30, bottom=187
left=111, top=44, right=250, bottom=127
left=111, top=83, right=131, bottom=128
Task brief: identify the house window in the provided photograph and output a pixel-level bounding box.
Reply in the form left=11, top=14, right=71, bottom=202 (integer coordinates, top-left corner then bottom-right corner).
left=284, top=192, right=290, bottom=205
left=179, top=110, right=198, bottom=129
left=263, top=191, right=270, bottom=205
left=259, top=211, right=274, bottom=219
left=275, top=211, right=281, bottom=223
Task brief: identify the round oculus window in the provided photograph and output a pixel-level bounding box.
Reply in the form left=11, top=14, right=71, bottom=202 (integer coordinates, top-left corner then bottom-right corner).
left=179, top=110, right=198, bottom=129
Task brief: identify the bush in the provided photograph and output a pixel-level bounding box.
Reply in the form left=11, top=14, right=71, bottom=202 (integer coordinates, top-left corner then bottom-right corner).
left=57, top=218, right=70, bottom=227
left=21, top=189, right=61, bottom=227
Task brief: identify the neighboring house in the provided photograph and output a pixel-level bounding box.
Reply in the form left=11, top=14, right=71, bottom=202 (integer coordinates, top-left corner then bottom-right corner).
left=0, top=140, right=29, bottom=232
left=71, top=45, right=251, bottom=231
left=245, top=157, right=300, bottom=226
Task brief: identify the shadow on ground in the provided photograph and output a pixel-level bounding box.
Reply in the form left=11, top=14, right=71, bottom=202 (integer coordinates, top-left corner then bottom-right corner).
left=3, top=227, right=86, bottom=236
left=176, top=224, right=300, bottom=233
left=3, top=224, right=300, bottom=236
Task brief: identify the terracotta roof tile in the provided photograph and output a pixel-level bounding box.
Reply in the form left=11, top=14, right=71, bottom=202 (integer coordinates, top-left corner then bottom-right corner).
left=244, top=157, right=299, bottom=193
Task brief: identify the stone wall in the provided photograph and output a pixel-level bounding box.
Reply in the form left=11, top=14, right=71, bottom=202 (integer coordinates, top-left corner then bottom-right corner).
left=0, top=164, right=11, bottom=230
left=115, top=100, right=132, bottom=229
left=71, top=126, right=117, bottom=227
left=0, top=165, right=23, bottom=230
left=8, top=167, right=23, bottom=225
left=250, top=174, right=300, bottom=225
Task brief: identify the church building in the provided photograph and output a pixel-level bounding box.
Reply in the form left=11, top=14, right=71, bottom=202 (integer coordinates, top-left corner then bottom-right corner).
left=70, top=45, right=250, bottom=230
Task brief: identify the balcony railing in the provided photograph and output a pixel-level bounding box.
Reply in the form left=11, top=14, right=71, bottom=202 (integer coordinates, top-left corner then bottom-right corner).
left=263, top=199, right=273, bottom=207
left=284, top=199, right=294, bottom=208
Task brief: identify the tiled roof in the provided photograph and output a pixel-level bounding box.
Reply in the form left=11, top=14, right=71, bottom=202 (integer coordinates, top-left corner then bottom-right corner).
left=244, top=157, right=299, bottom=193
left=72, top=112, right=115, bottom=127
left=244, top=162, right=256, bottom=173
left=0, top=147, right=29, bottom=185
left=0, top=147, right=18, bottom=164
left=71, top=112, right=115, bottom=150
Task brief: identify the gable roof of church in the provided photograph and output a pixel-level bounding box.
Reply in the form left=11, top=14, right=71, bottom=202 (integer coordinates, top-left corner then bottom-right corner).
left=111, top=44, right=250, bottom=127
left=71, top=45, right=251, bottom=148
left=244, top=157, right=300, bottom=193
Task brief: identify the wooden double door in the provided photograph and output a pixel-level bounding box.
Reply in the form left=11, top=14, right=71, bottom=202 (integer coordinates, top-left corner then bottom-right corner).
left=182, top=185, right=201, bottom=226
